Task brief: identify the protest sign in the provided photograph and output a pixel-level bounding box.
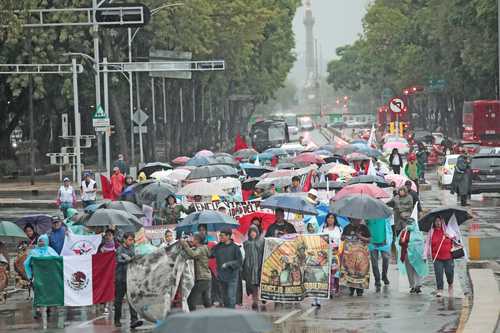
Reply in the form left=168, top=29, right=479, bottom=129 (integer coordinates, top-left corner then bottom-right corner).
left=193, top=201, right=260, bottom=218
left=260, top=234, right=330, bottom=302
left=340, top=240, right=370, bottom=289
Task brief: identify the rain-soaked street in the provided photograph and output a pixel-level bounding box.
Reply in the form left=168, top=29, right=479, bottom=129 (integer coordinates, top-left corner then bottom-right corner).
left=1, top=167, right=497, bottom=333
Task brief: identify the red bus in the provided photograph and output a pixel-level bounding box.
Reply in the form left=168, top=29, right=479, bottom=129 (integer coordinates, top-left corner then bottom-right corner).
left=463, top=100, right=500, bottom=146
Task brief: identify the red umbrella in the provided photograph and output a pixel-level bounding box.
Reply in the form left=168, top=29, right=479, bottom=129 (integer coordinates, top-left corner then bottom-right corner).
left=334, top=184, right=390, bottom=200
left=172, top=156, right=190, bottom=165
left=237, top=211, right=275, bottom=235
left=292, top=152, right=324, bottom=165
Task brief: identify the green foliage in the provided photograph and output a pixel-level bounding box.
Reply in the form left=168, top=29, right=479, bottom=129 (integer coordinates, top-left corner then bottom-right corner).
left=326, top=0, right=498, bottom=135
left=0, top=0, right=300, bottom=161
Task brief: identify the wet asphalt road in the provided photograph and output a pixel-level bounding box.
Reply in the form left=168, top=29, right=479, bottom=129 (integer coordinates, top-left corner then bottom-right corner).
left=0, top=129, right=499, bottom=332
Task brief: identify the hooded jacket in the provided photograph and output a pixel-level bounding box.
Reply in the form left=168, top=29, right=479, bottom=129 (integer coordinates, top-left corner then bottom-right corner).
left=24, top=234, right=59, bottom=280
left=242, top=226, right=264, bottom=286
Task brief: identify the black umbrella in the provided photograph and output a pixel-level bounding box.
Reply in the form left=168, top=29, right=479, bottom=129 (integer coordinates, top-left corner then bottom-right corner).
left=324, top=155, right=349, bottom=165
left=261, top=194, right=318, bottom=215
left=242, top=177, right=260, bottom=191
left=96, top=200, right=145, bottom=218
left=85, top=209, right=142, bottom=228
left=119, top=179, right=157, bottom=202
left=138, top=162, right=173, bottom=178
left=330, top=194, right=392, bottom=219
left=136, top=181, right=175, bottom=208
left=314, top=181, right=345, bottom=190
left=187, top=164, right=238, bottom=180
left=240, top=164, right=273, bottom=178
left=418, top=207, right=473, bottom=232
left=175, top=211, right=239, bottom=233
left=348, top=175, right=390, bottom=188
left=154, top=308, right=272, bottom=333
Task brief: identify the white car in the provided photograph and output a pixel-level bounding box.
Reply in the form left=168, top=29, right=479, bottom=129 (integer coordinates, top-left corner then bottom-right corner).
left=437, top=154, right=459, bottom=187
left=432, top=132, right=445, bottom=145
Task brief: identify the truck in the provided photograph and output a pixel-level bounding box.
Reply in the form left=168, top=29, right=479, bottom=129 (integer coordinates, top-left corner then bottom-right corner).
left=250, top=119, right=289, bottom=152
left=463, top=100, right=500, bottom=147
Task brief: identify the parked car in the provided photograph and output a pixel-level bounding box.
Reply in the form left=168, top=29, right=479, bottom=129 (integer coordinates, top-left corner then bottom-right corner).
left=478, top=147, right=500, bottom=155
left=470, top=154, right=500, bottom=194
left=437, top=154, right=459, bottom=187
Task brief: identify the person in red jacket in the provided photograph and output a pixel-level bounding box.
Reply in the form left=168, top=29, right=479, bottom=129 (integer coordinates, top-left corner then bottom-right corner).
left=424, top=216, right=455, bottom=297
left=110, top=167, right=125, bottom=201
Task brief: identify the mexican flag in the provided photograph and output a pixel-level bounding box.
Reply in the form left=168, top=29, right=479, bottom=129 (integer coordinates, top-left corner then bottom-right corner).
left=32, top=252, right=115, bottom=307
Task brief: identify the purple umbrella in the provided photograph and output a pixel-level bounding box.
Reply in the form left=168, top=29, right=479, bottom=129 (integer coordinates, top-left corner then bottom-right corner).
left=15, top=214, right=54, bottom=235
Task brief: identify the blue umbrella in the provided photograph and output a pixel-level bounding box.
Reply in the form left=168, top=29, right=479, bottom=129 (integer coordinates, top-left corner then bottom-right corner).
left=314, top=149, right=333, bottom=156
left=250, top=152, right=273, bottom=162
left=186, top=156, right=215, bottom=167
left=263, top=148, right=287, bottom=156
left=84, top=204, right=99, bottom=214
left=260, top=194, right=318, bottom=215
left=175, top=211, right=239, bottom=233
left=351, top=139, right=367, bottom=144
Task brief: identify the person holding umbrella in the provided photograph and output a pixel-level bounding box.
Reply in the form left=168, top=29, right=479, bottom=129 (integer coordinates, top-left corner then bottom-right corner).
left=159, top=195, right=190, bottom=225
left=341, top=218, right=371, bottom=296
left=424, top=216, right=455, bottom=297
left=23, top=224, right=39, bottom=248
left=387, top=187, right=414, bottom=237
left=48, top=216, right=66, bottom=255
left=210, top=228, right=242, bottom=309
left=265, top=208, right=296, bottom=238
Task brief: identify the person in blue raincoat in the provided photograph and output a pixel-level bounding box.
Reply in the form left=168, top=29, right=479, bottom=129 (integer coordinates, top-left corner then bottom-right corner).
left=366, top=217, right=393, bottom=292
left=24, top=234, right=59, bottom=319
left=396, top=218, right=428, bottom=294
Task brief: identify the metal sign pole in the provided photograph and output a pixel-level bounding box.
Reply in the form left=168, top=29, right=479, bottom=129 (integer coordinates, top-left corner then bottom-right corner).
left=128, top=28, right=135, bottom=165
left=92, top=0, right=104, bottom=172
left=151, top=77, right=157, bottom=160
left=72, top=58, right=82, bottom=183
left=103, top=57, right=111, bottom=177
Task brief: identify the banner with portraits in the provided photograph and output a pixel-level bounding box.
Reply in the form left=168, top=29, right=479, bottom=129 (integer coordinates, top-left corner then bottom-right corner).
left=260, top=234, right=331, bottom=302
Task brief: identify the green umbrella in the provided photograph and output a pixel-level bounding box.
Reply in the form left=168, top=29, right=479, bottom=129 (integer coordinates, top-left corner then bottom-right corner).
left=0, top=221, right=28, bottom=239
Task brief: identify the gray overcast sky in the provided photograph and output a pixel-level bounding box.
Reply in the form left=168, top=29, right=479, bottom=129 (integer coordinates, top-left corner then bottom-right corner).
left=289, top=0, right=370, bottom=83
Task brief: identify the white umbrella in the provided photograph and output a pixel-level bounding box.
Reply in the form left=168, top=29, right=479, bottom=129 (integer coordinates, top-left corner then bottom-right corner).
left=178, top=182, right=226, bottom=197
left=212, top=177, right=241, bottom=190
left=151, top=170, right=173, bottom=181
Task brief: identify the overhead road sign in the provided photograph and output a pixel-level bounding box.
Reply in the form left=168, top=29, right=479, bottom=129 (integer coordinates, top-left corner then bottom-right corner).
left=149, top=49, right=192, bottom=79
left=0, top=6, right=148, bottom=28
left=99, top=60, right=225, bottom=73
left=0, top=64, right=83, bottom=74
left=389, top=97, right=405, bottom=113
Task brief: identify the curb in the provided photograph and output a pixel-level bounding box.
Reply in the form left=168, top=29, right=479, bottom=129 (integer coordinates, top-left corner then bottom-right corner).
left=460, top=266, right=500, bottom=333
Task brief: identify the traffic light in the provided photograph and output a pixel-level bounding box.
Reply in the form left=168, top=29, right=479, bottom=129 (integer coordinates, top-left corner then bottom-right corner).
left=390, top=122, right=395, bottom=134
left=95, top=3, right=151, bottom=28
left=399, top=122, right=404, bottom=136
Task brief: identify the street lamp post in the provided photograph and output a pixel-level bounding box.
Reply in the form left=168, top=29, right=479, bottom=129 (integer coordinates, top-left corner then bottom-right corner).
left=127, top=2, right=184, bottom=165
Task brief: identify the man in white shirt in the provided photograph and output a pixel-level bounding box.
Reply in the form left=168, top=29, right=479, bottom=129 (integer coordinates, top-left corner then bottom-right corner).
left=81, top=173, right=97, bottom=207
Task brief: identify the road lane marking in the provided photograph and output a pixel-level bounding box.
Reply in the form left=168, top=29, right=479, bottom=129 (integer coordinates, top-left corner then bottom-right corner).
left=299, top=306, right=316, bottom=319
left=274, top=309, right=301, bottom=324
left=74, top=315, right=107, bottom=328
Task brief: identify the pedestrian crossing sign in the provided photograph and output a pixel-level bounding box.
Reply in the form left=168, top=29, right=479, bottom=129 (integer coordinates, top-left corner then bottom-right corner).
left=92, top=105, right=106, bottom=119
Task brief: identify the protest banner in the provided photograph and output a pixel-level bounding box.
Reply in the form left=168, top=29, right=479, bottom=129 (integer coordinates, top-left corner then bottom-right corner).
left=193, top=201, right=260, bottom=218
left=260, top=234, right=330, bottom=302
left=144, top=224, right=176, bottom=240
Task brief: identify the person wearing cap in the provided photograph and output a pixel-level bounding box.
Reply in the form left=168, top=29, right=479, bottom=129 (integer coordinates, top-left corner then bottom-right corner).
left=56, top=177, right=76, bottom=218
left=265, top=208, right=296, bottom=237
left=80, top=172, right=97, bottom=208
left=307, top=189, right=319, bottom=205
left=209, top=228, right=242, bottom=308
left=110, top=167, right=125, bottom=201
left=48, top=215, right=66, bottom=255
left=404, top=153, right=421, bottom=193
